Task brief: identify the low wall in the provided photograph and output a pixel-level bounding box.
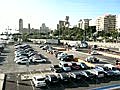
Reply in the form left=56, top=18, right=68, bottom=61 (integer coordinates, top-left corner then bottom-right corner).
left=29, top=39, right=120, bottom=51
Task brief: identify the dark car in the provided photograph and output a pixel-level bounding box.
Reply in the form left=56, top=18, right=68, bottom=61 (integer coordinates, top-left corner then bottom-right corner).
left=82, top=70, right=98, bottom=82
left=45, top=74, right=58, bottom=84
left=60, top=55, right=74, bottom=61
left=70, top=62, right=80, bottom=70
left=69, top=72, right=85, bottom=81
left=57, top=73, right=70, bottom=82
left=50, top=65, right=63, bottom=73
left=78, top=62, right=93, bottom=70
left=55, top=51, right=63, bottom=58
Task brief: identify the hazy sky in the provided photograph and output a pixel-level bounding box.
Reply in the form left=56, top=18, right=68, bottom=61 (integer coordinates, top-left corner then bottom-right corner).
left=0, top=0, right=120, bottom=33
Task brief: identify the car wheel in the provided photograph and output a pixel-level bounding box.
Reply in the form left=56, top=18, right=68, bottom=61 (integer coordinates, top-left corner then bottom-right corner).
left=18, top=62, right=21, bottom=64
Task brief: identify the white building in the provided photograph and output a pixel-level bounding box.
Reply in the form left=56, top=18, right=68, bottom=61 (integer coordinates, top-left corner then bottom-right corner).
left=116, top=14, right=120, bottom=32
left=78, top=19, right=91, bottom=30
left=40, top=23, right=50, bottom=34
left=96, top=14, right=116, bottom=32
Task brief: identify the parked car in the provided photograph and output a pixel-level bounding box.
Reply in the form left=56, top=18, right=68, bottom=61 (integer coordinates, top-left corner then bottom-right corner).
left=59, top=61, right=71, bottom=72
left=57, top=73, right=70, bottom=82
left=15, top=53, right=27, bottom=57
left=60, top=55, right=74, bottom=61
left=41, top=45, right=49, bottom=50
left=14, top=56, right=28, bottom=62
left=85, top=56, right=99, bottom=63
left=91, top=66, right=108, bottom=79
left=45, top=74, right=58, bottom=84
left=69, top=72, right=86, bottom=81
left=32, top=75, right=46, bottom=87
left=29, top=55, right=46, bottom=63
left=71, top=46, right=80, bottom=51
left=77, top=62, right=93, bottom=70
left=46, top=47, right=58, bottom=54
left=15, top=58, right=30, bottom=64
left=50, top=65, right=63, bottom=73
left=39, top=45, right=44, bottom=48
left=82, top=70, right=98, bottom=81
left=55, top=51, right=63, bottom=58
left=57, top=53, right=67, bottom=60
left=102, top=64, right=120, bottom=76
left=91, top=50, right=99, bottom=55
left=80, top=41, right=88, bottom=48
left=70, top=62, right=80, bottom=70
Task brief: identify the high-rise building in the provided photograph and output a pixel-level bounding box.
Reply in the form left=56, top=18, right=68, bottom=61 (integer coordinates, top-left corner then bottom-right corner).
left=116, top=14, right=120, bottom=32
left=96, top=14, right=116, bottom=32
left=19, top=18, right=23, bottom=31
left=28, top=23, right=31, bottom=34
left=78, top=19, right=91, bottom=30
left=59, top=20, right=65, bottom=29
left=65, top=16, right=70, bottom=28
left=40, top=23, right=50, bottom=34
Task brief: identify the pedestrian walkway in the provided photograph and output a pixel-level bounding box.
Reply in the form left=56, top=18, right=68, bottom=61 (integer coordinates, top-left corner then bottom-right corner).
left=0, top=73, right=5, bottom=90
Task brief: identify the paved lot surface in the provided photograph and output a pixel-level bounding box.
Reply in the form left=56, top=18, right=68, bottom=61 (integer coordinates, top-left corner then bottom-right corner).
left=5, top=73, right=120, bottom=90
left=1, top=44, right=120, bottom=90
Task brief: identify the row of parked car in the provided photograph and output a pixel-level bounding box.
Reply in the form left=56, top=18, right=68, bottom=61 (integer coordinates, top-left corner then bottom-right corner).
left=39, top=44, right=99, bottom=71
left=32, top=63, right=120, bottom=88
left=14, top=43, right=47, bottom=64
left=34, top=44, right=120, bottom=88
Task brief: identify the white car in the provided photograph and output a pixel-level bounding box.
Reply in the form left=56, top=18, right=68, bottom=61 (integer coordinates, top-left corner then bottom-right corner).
left=14, top=56, right=28, bottom=62
left=57, top=53, right=67, bottom=60
left=16, top=58, right=30, bottom=64
left=29, top=55, right=46, bottom=63
left=85, top=56, right=99, bottom=63
left=59, top=61, right=71, bottom=72
left=91, top=50, right=99, bottom=55
left=32, top=58, right=46, bottom=63
left=32, top=76, right=46, bottom=87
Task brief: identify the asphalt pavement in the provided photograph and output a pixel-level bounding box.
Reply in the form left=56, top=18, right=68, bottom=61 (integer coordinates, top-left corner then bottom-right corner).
left=1, top=44, right=120, bottom=90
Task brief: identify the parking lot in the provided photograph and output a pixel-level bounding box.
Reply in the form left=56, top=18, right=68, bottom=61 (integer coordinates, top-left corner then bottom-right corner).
left=1, top=43, right=120, bottom=90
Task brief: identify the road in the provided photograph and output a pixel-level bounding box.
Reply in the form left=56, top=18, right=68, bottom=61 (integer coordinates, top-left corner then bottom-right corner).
left=1, top=44, right=120, bottom=90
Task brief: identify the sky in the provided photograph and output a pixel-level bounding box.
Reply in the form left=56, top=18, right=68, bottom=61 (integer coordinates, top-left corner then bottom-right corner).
left=0, top=0, right=120, bottom=33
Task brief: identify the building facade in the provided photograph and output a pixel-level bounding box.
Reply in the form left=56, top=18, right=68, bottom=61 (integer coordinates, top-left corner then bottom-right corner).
left=19, top=18, right=23, bottom=31
left=40, top=23, right=50, bottom=34
left=96, top=14, right=116, bottom=32
left=19, top=19, right=39, bottom=34
left=116, top=14, right=120, bottom=32
left=78, top=19, right=91, bottom=30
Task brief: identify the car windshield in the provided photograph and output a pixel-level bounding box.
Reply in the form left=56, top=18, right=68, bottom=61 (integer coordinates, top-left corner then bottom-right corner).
left=85, top=71, right=94, bottom=75
left=80, top=63, right=88, bottom=68
left=64, top=64, right=69, bottom=67
left=37, top=78, right=45, bottom=81
left=61, top=74, right=68, bottom=77
left=51, top=75, right=57, bottom=80
left=54, top=65, right=59, bottom=68
left=72, top=63, right=77, bottom=66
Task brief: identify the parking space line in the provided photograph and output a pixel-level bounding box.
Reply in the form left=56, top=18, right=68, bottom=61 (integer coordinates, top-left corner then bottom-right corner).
left=30, top=80, right=35, bottom=90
